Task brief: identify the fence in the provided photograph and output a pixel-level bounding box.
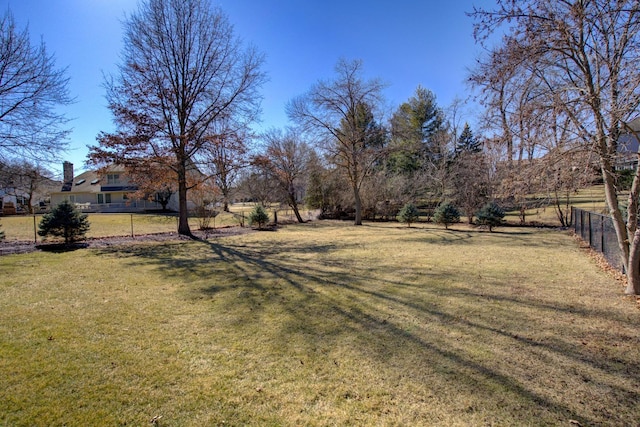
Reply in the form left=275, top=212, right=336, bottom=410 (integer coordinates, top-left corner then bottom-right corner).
left=571, top=207, right=623, bottom=272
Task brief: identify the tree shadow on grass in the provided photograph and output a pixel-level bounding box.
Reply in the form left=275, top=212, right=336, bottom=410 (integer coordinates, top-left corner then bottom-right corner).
left=95, top=237, right=639, bottom=425
left=36, top=242, right=89, bottom=252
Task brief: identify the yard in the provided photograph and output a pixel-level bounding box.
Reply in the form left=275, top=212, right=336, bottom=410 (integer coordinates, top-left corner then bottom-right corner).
left=1, top=221, right=638, bottom=426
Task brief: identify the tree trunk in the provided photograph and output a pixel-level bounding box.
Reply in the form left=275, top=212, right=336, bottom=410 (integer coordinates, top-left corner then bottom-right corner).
left=624, top=153, right=640, bottom=294
left=627, top=230, right=640, bottom=294
left=602, top=162, right=628, bottom=252
left=290, top=199, right=304, bottom=223
left=177, top=161, right=192, bottom=237
left=353, top=185, right=363, bottom=226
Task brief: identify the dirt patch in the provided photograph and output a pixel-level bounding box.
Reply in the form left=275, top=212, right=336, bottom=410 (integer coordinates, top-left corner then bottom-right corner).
left=0, top=226, right=253, bottom=256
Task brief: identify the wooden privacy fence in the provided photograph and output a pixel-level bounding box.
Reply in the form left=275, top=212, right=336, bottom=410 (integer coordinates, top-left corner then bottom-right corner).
left=571, top=207, right=623, bottom=272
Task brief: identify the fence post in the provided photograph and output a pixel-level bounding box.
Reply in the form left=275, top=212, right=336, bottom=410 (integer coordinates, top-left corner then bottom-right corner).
left=588, top=211, right=592, bottom=246
left=601, top=214, right=605, bottom=255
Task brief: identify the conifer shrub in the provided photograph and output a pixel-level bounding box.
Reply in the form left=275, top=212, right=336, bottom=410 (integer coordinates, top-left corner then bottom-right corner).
left=397, top=202, right=420, bottom=227
left=38, top=200, right=90, bottom=245
left=433, top=202, right=460, bottom=229
left=476, top=202, right=505, bottom=232
left=248, top=204, right=270, bottom=229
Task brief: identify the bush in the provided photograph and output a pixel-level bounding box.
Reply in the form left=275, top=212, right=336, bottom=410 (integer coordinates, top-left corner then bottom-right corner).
left=397, top=202, right=420, bottom=227
left=248, top=204, right=270, bottom=229
left=38, top=200, right=90, bottom=244
left=433, top=202, right=460, bottom=229
left=476, top=202, right=505, bottom=232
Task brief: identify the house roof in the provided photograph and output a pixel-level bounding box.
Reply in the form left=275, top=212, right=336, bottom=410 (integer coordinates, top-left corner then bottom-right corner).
left=53, top=167, right=131, bottom=195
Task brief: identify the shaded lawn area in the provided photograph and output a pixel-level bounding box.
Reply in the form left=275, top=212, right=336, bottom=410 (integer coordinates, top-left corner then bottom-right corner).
left=0, top=221, right=638, bottom=426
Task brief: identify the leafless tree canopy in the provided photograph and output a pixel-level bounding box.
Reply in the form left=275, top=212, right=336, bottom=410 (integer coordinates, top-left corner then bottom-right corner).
left=287, top=59, right=387, bottom=225
left=470, top=0, right=640, bottom=294
left=91, top=0, right=265, bottom=236
left=0, top=10, right=71, bottom=164
left=256, top=128, right=312, bottom=223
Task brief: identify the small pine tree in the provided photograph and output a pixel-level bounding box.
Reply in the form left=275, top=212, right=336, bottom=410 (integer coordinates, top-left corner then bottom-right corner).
left=397, top=202, right=420, bottom=227
left=476, top=202, right=505, bottom=232
left=38, top=200, right=90, bottom=244
left=248, top=204, right=270, bottom=229
left=433, top=202, right=460, bottom=229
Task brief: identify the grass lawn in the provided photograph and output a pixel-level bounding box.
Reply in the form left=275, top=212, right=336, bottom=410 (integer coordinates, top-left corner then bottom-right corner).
left=0, top=211, right=244, bottom=242
left=503, top=185, right=608, bottom=225
left=1, top=221, right=638, bottom=426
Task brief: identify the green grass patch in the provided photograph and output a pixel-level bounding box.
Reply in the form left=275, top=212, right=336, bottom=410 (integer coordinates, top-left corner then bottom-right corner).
left=1, top=222, right=638, bottom=425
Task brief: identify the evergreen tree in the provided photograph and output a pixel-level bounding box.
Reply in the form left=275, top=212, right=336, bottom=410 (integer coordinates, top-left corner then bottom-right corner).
left=248, top=204, right=269, bottom=229
left=476, top=202, right=505, bottom=232
left=456, top=123, right=481, bottom=154
left=389, top=86, right=445, bottom=173
left=38, top=200, right=90, bottom=244
left=433, top=202, right=460, bottom=229
left=397, top=202, right=420, bottom=227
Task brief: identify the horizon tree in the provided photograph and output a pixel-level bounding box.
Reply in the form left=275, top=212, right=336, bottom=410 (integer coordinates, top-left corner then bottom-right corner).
left=89, top=0, right=265, bottom=236
left=201, top=125, right=250, bottom=212
left=255, top=128, right=311, bottom=223
left=0, top=9, right=71, bottom=164
left=287, top=59, right=387, bottom=225
left=456, top=123, right=482, bottom=154
left=470, top=0, right=640, bottom=294
left=389, top=85, right=445, bottom=174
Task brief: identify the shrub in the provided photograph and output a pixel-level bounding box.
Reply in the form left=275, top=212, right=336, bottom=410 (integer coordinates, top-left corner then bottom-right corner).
left=476, top=202, right=505, bottom=232
left=397, top=202, right=420, bottom=227
left=38, top=200, right=90, bottom=244
left=248, top=204, right=270, bottom=229
left=433, top=202, right=460, bottom=229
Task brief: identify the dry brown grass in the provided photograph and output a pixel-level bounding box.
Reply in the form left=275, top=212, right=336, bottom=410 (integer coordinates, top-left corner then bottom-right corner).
left=1, top=221, right=638, bottom=426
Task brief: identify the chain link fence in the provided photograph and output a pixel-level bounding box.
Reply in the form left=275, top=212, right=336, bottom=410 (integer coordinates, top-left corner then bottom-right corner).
left=571, top=207, right=624, bottom=272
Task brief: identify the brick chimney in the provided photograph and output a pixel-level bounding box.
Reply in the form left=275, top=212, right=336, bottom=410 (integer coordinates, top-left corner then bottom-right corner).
left=63, top=161, right=74, bottom=183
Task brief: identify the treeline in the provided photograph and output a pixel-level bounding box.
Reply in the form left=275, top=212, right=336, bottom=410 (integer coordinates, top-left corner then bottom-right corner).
left=234, top=61, right=598, bottom=227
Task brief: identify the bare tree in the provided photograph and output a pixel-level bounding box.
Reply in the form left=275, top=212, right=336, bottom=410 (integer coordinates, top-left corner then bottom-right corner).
left=201, top=124, right=250, bottom=212
left=255, top=128, right=311, bottom=223
left=0, top=161, right=55, bottom=213
left=89, top=0, right=265, bottom=236
left=0, top=9, right=71, bottom=163
left=451, top=151, right=491, bottom=224
left=287, top=59, right=387, bottom=225
left=470, top=0, right=640, bottom=294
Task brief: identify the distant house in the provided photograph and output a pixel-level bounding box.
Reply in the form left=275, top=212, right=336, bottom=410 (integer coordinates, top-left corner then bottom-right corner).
left=617, top=117, right=640, bottom=170
left=49, top=162, right=174, bottom=213
left=1, top=172, right=59, bottom=215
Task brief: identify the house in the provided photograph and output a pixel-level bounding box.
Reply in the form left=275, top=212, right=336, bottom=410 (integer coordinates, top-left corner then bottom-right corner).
left=49, top=162, right=173, bottom=213
left=617, top=117, right=640, bottom=170
left=0, top=168, right=59, bottom=214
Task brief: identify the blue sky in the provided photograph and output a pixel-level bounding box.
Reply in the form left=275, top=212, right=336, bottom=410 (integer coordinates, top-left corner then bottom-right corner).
left=2, top=0, right=493, bottom=176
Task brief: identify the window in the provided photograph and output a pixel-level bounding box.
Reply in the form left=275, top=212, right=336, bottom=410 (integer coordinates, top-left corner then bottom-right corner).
left=105, top=194, right=111, bottom=204
left=107, top=174, right=120, bottom=185
left=97, top=194, right=104, bottom=204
